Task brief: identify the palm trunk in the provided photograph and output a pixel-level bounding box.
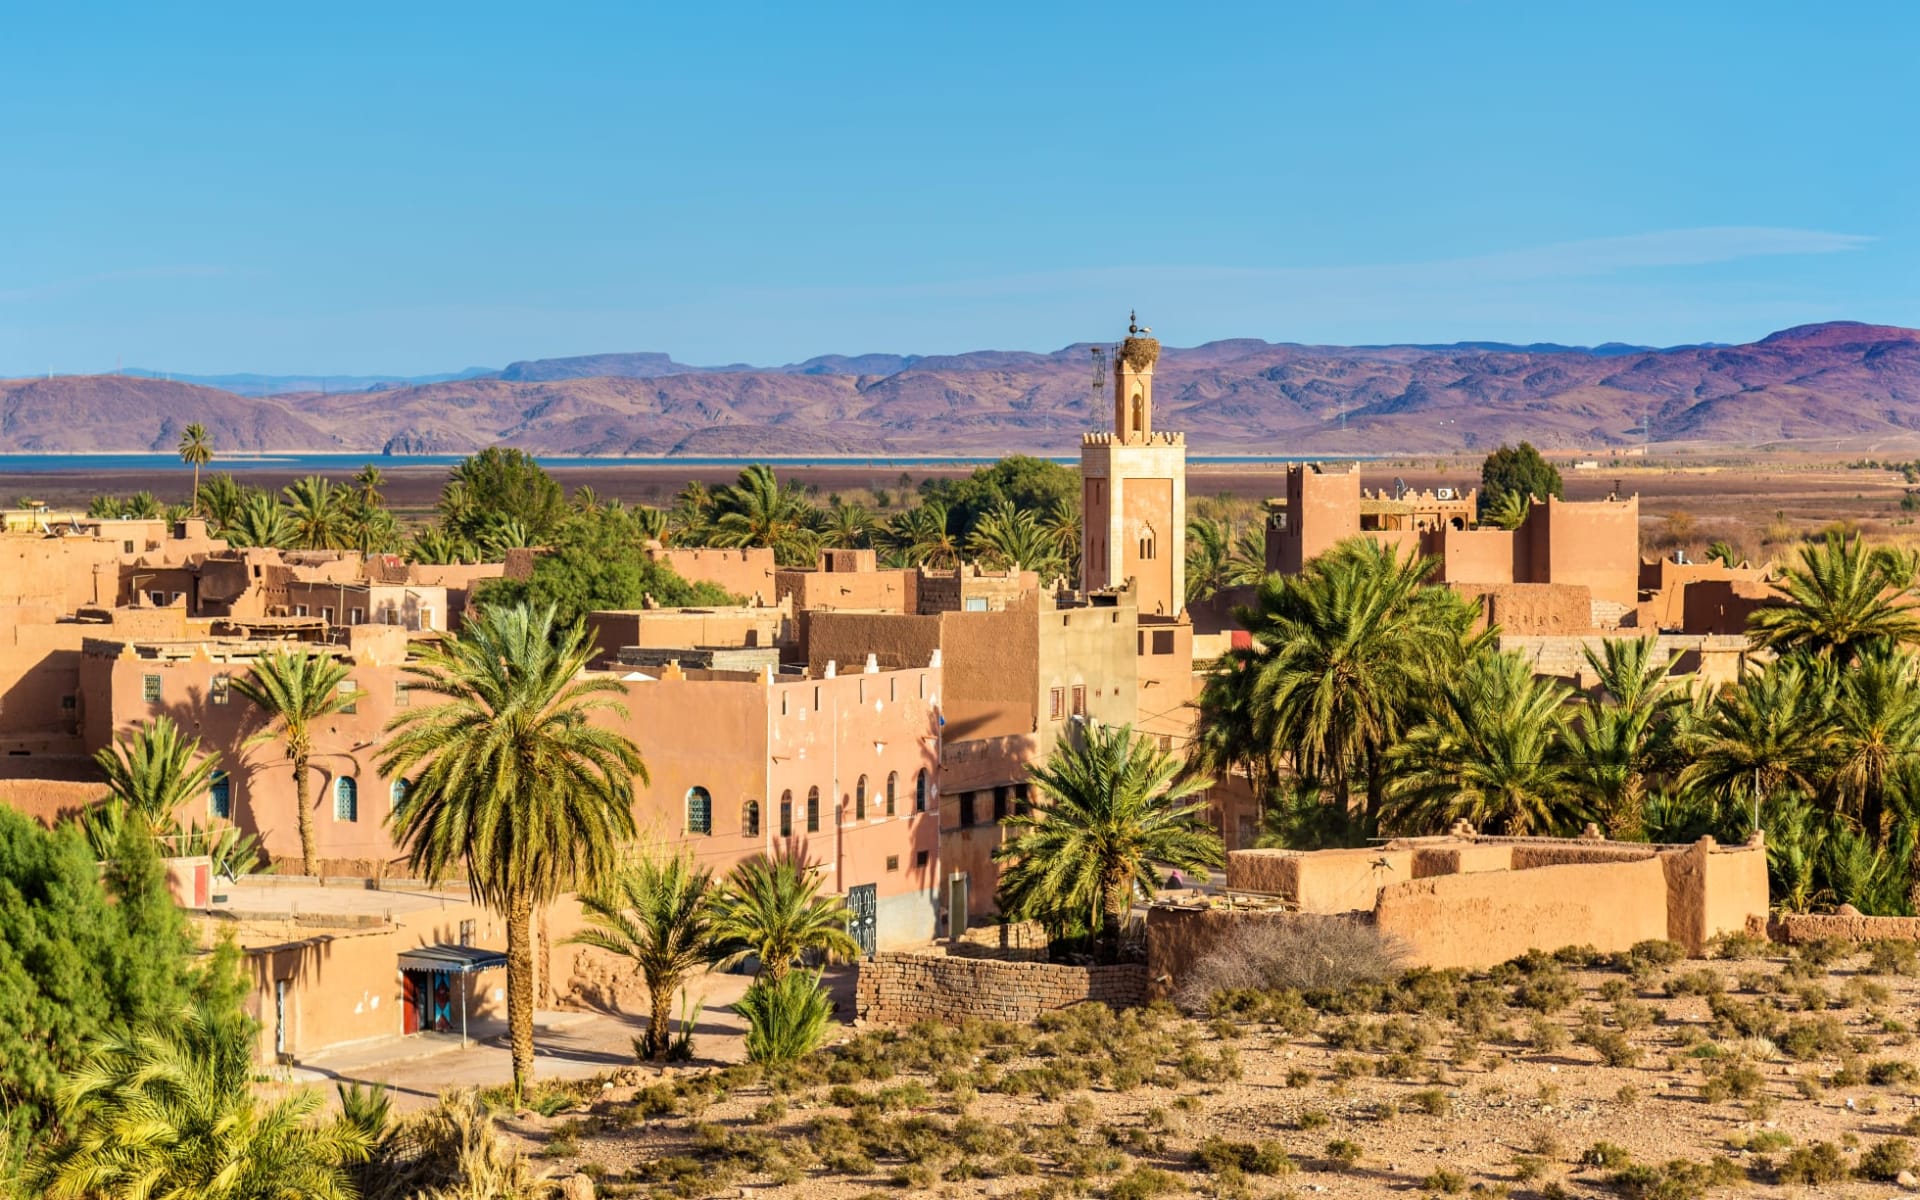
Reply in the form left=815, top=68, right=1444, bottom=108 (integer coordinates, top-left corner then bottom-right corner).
left=1101, top=872, right=1130, bottom=965
left=293, top=748, right=316, bottom=877
left=645, top=971, right=673, bottom=1060
left=1863, top=784, right=1885, bottom=849
left=191, top=464, right=201, bottom=516
left=507, top=891, right=536, bottom=1100
left=538, top=906, right=551, bottom=1007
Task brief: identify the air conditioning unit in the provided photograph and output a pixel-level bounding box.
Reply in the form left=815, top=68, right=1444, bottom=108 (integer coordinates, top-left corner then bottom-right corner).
left=1435, top=487, right=1455, bottom=500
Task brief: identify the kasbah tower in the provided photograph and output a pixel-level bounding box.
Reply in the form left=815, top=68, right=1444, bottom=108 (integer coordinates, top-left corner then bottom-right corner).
left=1080, top=313, right=1185, bottom=617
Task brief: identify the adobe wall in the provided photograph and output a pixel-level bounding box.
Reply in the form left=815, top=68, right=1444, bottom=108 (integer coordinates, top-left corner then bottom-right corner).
left=777, top=566, right=918, bottom=615
left=1135, top=619, right=1197, bottom=747
left=585, top=605, right=792, bottom=666
left=917, top=566, right=1038, bottom=615
left=1499, top=633, right=1752, bottom=691
left=1766, top=913, right=1920, bottom=944
left=1663, top=839, right=1769, bottom=954
left=1143, top=904, right=1318, bottom=1000
left=1427, top=527, right=1518, bottom=589
left=1453, top=582, right=1593, bottom=635
left=0, top=776, right=103, bottom=826
left=1523, top=495, right=1639, bottom=608
left=1226, top=847, right=1415, bottom=914
left=646, top=546, right=775, bottom=601
left=1682, top=579, right=1776, bottom=637
left=854, top=947, right=1146, bottom=1026
left=1373, top=856, right=1671, bottom=969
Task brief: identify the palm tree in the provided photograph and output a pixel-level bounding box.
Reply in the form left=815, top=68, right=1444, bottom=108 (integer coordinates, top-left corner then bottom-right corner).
left=709, top=854, right=860, bottom=982
left=1565, top=637, right=1686, bottom=834
left=195, top=473, right=249, bottom=532
left=1830, top=649, right=1920, bottom=846
left=93, top=715, right=222, bottom=832
left=1384, top=650, right=1583, bottom=836
left=1185, top=516, right=1236, bottom=604
left=380, top=603, right=643, bottom=1099
left=1749, top=532, right=1920, bottom=665
left=225, top=492, right=294, bottom=548
left=632, top=504, right=669, bottom=543
left=1705, top=539, right=1741, bottom=567
left=966, top=500, right=1064, bottom=576
left=352, top=464, right=385, bottom=512
left=479, top=516, right=537, bottom=558
left=177, top=423, right=214, bottom=515
left=1039, top=499, right=1082, bottom=577
left=283, top=476, right=349, bottom=551
left=1484, top=489, right=1530, bottom=531
left=408, top=527, right=473, bottom=565
left=567, top=852, right=716, bottom=1060
left=886, top=501, right=962, bottom=568
left=1680, top=658, right=1837, bottom=834
left=232, top=649, right=355, bottom=876
left=29, top=1005, right=369, bottom=1199
left=994, top=722, right=1222, bottom=962
left=1236, top=537, right=1481, bottom=827
left=667, top=481, right=714, bottom=545
left=123, top=491, right=161, bottom=520
left=822, top=502, right=877, bottom=550
left=710, top=465, right=820, bottom=565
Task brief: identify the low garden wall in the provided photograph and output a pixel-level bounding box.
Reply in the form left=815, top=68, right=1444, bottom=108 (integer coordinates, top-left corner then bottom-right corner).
left=1765, top=912, right=1920, bottom=944
left=855, top=948, right=1146, bottom=1026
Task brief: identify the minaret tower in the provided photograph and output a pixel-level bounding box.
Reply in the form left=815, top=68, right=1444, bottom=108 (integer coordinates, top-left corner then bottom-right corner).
left=1080, top=312, right=1186, bottom=616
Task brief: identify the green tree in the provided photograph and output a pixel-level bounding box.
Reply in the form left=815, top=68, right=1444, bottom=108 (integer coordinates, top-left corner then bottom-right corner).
left=737, top=968, right=833, bottom=1065
left=708, top=854, right=861, bottom=984
left=566, top=852, right=717, bottom=1061
left=407, top=527, right=473, bottom=565
left=194, top=473, right=252, bottom=533
left=122, top=491, right=161, bottom=520
left=28, top=1003, right=368, bottom=1200
left=1680, top=658, right=1836, bottom=833
left=92, top=715, right=222, bottom=831
left=1383, top=650, right=1583, bottom=836
left=380, top=603, right=643, bottom=1099
left=225, top=492, right=295, bottom=549
left=1478, top=441, right=1563, bottom=519
left=1233, top=537, right=1482, bottom=827
left=176, top=423, right=213, bottom=515
left=966, top=500, right=1065, bottom=576
left=282, top=476, right=349, bottom=551
left=1483, top=488, right=1531, bottom=531
left=475, top=506, right=736, bottom=630
left=1829, top=650, right=1920, bottom=846
left=1185, top=516, right=1265, bottom=605
left=919, top=455, right=1079, bottom=540
left=995, top=723, right=1222, bottom=962
left=710, top=464, right=820, bottom=565
left=1748, top=532, right=1920, bottom=665
left=439, top=447, right=569, bottom=546
left=232, top=649, right=355, bottom=876
left=1564, top=637, right=1686, bottom=835
left=884, top=501, right=963, bottom=568
left=822, top=502, right=877, bottom=550
left=0, top=808, right=210, bottom=1170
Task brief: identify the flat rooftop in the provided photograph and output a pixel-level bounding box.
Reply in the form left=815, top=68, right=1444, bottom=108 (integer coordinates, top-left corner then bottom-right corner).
left=205, top=877, right=474, bottom=921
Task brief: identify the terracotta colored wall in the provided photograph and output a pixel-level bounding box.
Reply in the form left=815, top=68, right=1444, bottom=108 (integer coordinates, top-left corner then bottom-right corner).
left=0, top=777, right=103, bottom=825
left=1409, top=843, right=1513, bottom=877
left=646, top=547, right=775, bottom=601
left=1682, top=579, right=1776, bottom=637
left=1226, top=847, right=1415, bottom=914
left=1427, top=527, right=1518, bottom=588
left=1453, top=583, right=1593, bottom=636
left=585, top=606, right=792, bottom=667
left=1374, top=856, right=1670, bottom=969
left=1767, top=913, right=1920, bottom=944
left=1121, top=476, right=1176, bottom=618
left=1523, top=496, right=1640, bottom=608
left=777, top=567, right=918, bottom=615
left=855, top=948, right=1145, bottom=1026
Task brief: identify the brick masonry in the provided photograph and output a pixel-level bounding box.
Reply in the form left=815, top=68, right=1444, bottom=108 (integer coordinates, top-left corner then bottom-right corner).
left=855, top=947, right=1147, bottom=1026
left=1763, top=912, right=1920, bottom=944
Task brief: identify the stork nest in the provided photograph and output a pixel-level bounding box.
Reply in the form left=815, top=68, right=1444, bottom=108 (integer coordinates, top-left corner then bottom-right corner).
left=1119, top=336, right=1160, bottom=371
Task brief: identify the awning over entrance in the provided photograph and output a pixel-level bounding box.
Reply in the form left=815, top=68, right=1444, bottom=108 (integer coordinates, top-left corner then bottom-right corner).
left=397, top=944, right=506, bottom=975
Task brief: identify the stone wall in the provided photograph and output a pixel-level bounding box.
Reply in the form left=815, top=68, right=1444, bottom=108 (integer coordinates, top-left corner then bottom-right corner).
left=855, top=948, right=1146, bottom=1026
left=1765, top=913, right=1920, bottom=944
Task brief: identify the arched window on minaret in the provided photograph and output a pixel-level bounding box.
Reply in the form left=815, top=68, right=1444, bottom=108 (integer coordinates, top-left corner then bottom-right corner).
left=1139, top=524, right=1156, bottom=561
left=1130, top=392, right=1145, bottom=436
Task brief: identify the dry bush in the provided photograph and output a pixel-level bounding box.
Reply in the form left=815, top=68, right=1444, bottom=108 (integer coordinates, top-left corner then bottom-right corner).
left=1173, top=916, right=1406, bottom=1012
left=365, top=1089, right=559, bottom=1200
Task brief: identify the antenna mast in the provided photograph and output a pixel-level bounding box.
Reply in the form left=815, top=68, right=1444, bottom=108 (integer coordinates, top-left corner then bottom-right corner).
left=1089, top=345, right=1106, bottom=427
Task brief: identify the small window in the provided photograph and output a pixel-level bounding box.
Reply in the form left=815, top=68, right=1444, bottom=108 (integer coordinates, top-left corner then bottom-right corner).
left=393, top=680, right=410, bottom=708
left=806, top=786, right=820, bottom=833
left=210, top=772, right=231, bottom=820
left=855, top=775, right=867, bottom=820
left=122, top=540, right=135, bottom=553
left=209, top=673, right=230, bottom=705
left=148, top=590, right=165, bottom=607
left=742, top=799, right=760, bottom=837
left=338, top=680, right=357, bottom=715
left=349, top=607, right=364, bottom=625
left=1071, top=685, right=1086, bottom=716
left=1049, top=687, right=1064, bottom=721
left=459, top=919, right=475, bottom=946
left=1139, top=526, right=1156, bottom=560
left=142, top=674, right=161, bottom=703
left=1014, top=784, right=1031, bottom=816
left=334, top=776, right=358, bottom=822
left=959, top=791, right=977, bottom=828
left=687, top=787, right=712, bottom=836
left=390, top=778, right=408, bottom=808
left=1152, top=630, right=1175, bottom=655
left=295, top=605, right=309, bottom=617
left=1160, top=734, right=1174, bottom=752
left=885, top=855, right=900, bottom=872
left=885, top=772, right=897, bottom=817
left=915, top=850, right=929, bottom=868
left=914, top=769, right=928, bottom=814
left=60, top=694, right=76, bottom=711
left=170, top=591, right=184, bottom=605
left=321, top=607, right=334, bottom=624
left=779, top=790, right=793, bottom=837
left=964, top=596, right=988, bottom=612
left=993, top=786, right=1009, bottom=824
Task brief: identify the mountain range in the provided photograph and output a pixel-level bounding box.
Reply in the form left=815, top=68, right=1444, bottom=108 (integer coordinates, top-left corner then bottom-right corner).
left=9, top=321, right=1920, bottom=456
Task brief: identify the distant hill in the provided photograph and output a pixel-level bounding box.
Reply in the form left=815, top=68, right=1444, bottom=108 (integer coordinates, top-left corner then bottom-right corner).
left=11, top=321, right=1920, bottom=456
left=120, top=367, right=495, bottom=396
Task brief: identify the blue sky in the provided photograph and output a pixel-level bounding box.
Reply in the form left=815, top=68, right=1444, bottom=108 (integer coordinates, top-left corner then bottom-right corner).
left=2, top=2, right=1915, bottom=375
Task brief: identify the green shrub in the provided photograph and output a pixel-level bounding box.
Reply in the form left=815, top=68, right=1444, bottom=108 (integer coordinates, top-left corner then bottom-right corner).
left=1297, top=1110, right=1330, bottom=1131
left=738, top=968, right=833, bottom=1065
left=1106, top=1166, right=1180, bottom=1200
left=1608, top=1157, right=1742, bottom=1200
left=1193, top=1137, right=1293, bottom=1176
left=1780, top=1014, right=1849, bottom=1060
left=1868, top=1058, right=1919, bottom=1086
left=1709, top=930, right=1769, bottom=960
left=1407, top=1088, right=1451, bottom=1116
left=1422, top=1167, right=1467, bottom=1193
left=1866, top=939, right=1919, bottom=976
left=1514, top=969, right=1579, bottom=1014
left=1578, top=1028, right=1642, bottom=1067
left=1584, top=1142, right=1633, bottom=1169
left=1777, top=1141, right=1847, bottom=1185
left=1627, top=940, right=1686, bottom=967
left=1859, top=1138, right=1915, bottom=1182
left=1324, top=1139, right=1362, bottom=1169
left=1665, top=970, right=1724, bottom=997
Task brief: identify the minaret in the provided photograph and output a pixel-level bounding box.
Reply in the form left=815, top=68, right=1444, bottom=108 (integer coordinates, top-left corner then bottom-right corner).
left=1080, top=312, right=1186, bottom=616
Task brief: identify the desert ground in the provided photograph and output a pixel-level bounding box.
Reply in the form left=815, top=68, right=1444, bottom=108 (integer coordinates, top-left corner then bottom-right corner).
left=10, top=452, right=1919, bottom=562
left=471, top=937, right=1920, bottom=1199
